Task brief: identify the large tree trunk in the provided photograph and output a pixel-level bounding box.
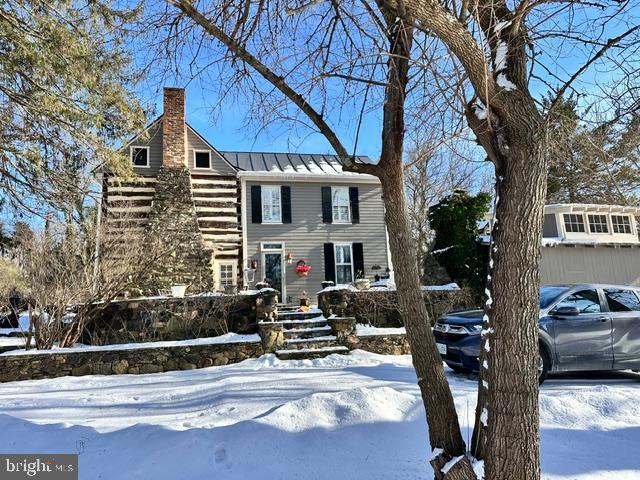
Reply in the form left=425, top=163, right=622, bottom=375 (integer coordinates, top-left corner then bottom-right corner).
left=379, top=162, right=476, bottom=480
left=470, top=96, right=547, bottom=480
left=353, top=8, right=475, bottom=479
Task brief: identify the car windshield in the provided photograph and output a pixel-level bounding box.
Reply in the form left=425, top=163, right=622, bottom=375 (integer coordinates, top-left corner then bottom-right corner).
left=540, top=286, right=570, bottom=309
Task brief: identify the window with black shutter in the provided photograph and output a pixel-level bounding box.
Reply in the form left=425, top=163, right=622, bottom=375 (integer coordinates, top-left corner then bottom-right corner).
left=349, top=187, right=360, bottom=224
left=251, top=185, right=262, bottom=223
left=321, top=187, right=332, bottom=223
left=353, top=242, right=364, bottom=277
left=281, top=186, right=292, bottom=223
left=323, top=243, right=336, bottom=282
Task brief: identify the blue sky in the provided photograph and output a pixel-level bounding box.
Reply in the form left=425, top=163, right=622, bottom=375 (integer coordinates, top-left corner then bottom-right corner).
left=138, top=78, right=385, bottom=160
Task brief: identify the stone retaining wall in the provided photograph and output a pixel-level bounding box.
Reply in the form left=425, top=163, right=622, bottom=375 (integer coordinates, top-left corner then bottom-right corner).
left=0, top=327, right=412, bottom=383
left=350, top=334, right=410, bottom=355
left=318, top=287, right=474, bottom=327
left=0, top=340, right=263, bottom=383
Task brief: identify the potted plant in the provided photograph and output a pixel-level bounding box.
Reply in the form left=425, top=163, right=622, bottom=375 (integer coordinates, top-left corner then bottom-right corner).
left=354, top=270, right=370, bottom=290
left=295, top=260, right=312, bottom=277
left=170, top=275, right=188, bottom=298
left=170, top=284, right=187, bottom=298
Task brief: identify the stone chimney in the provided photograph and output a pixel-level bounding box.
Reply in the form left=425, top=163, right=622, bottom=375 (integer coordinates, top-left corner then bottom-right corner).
left=162, top=87, right=186, bottom=168
left=143, top=87, right=214, bottom=292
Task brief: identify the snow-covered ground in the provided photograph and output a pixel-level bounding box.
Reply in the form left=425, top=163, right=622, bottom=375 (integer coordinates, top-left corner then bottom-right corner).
left=1, top=351, right=639, bottom=479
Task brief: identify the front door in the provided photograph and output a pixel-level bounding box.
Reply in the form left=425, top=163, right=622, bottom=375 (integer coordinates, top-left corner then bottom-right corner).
left=552, top=288, right=613, bottom=371
left=263, top=252, right=283, bottom=297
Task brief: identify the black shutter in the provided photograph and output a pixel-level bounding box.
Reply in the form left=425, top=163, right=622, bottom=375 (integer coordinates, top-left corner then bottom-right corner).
left=281, top=186, right=292, bottom=223
left=353, top=242, right=364, bottom=278
left=321, top=186, right=332, bottom=223
left=251, top=185, right=262, bottom=223
left=323, top=243, right=336, bottom=282
left=349, top=187, right=360, bottom=224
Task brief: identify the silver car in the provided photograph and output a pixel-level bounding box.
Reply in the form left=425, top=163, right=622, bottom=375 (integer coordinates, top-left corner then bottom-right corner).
left=434, top=284, right=640, bottom=383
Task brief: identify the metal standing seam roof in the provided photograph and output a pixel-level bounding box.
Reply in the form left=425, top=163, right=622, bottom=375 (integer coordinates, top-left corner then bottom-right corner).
left=220, top=151, right=375, bottom=175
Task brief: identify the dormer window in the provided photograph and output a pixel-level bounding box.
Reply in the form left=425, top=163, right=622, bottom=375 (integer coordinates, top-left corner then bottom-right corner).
left=611, top=215, right=632, bottom=234
left=194, top=150, right=211, bottom=169
left=563, top=214, right=585, bottom=233
left=588, top=214, right=608, bottom=233
left=131, top=146, right=149, bottom=167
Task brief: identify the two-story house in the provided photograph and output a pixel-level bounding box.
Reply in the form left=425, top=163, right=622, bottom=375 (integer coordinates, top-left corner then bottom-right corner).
left=99, top=88, right=390, bottom=302
left=482, top=204, right=640, bottom=286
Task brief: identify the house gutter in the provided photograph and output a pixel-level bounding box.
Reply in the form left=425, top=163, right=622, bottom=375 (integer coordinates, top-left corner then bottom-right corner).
left=236, top=171, right=381, bottom=184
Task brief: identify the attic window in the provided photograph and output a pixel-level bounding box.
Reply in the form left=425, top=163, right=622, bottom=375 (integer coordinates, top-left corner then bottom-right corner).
left=194, top=150, right=211, bottom=169
left=563, top=214, right=585, bottom=233
left=131, top=146, right=149, bottom=167
left=588, top=214, right=608, bottom=233
left=611, top=215, right=632, bottom=234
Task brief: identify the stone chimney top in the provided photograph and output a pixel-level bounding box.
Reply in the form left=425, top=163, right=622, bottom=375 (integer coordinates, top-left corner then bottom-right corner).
left=162, top=87, right=186, bottom=168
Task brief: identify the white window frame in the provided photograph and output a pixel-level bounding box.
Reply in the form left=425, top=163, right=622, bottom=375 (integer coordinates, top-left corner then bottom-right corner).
left=261, top=186, right=282, bottom=224
left=611, top=215, right=632, bottom=234
left=193, top=150, right=212, bottom=170
left=334, top=243, right=354, bottom=284
left=587, top=214, right=609, bottom=234
left=563, top=213, right=585, bottom=233
left=130, top=146, right=150, bottom=168
left=216, top=260, right=237, bottom=289
left=332, top=186, right=351, bottom=223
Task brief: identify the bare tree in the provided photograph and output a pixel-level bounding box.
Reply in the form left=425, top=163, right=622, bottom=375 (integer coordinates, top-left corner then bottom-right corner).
left=144, top=1, right=640, bottom=479
left=16, top=213, right=169, bottom=350
left=405, top=138, right=491, bottom=281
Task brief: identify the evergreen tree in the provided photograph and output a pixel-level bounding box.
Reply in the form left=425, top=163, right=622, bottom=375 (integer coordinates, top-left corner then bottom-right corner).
left=0, top=0, right=146, bottom=215
left=545, top=96, right=640, bottom=205
left=428, top=190, right=491, bottom=296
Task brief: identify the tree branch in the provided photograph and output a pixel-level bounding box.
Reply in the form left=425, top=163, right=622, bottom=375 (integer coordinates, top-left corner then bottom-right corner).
left=549, top=23, right=640, bottom=112
left=168, top=0, right=370, bottom=171
left=383, top=0, right=497, bottom=103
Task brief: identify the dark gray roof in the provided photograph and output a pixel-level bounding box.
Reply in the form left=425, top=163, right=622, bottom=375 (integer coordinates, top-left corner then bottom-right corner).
left=220, top=151, right=374, bottom=175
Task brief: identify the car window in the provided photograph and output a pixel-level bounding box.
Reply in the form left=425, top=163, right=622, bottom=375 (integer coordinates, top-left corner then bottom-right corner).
left=540, top=287, right=570, bottom=309
left=555, top=289, right=601, bottom=314
left=604, top=289, right=640, bottom=312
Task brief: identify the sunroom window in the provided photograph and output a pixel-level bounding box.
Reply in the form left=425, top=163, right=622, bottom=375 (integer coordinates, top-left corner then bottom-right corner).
left=588, top=214, right=608, bottom=233
left=611, top=215, right=632, bottom=234
left=563, top=214, right=585, bottom=233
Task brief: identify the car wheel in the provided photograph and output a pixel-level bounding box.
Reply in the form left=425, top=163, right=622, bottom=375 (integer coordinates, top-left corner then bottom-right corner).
left=538, top=346, right=550, bottom=385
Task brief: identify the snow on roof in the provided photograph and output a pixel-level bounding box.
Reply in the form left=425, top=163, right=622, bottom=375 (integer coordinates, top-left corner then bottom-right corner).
left=222, top=151, right=376, bottom=176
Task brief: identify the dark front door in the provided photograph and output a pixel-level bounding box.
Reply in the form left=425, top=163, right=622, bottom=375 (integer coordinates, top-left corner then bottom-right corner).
left=552, top=288, right=613, bottom=371
left=264, top=252, right=283, bottom=296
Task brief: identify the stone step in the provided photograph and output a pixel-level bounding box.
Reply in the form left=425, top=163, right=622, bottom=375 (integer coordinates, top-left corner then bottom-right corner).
left=283, top=325, right=332, bottom=340
left=275, top=345, right=349, bottom=360
left=280, top=318, right=329, bottom=330
left=276, top=309, right=324, bottom=321
left=283, top=336, right=338, bottom=350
